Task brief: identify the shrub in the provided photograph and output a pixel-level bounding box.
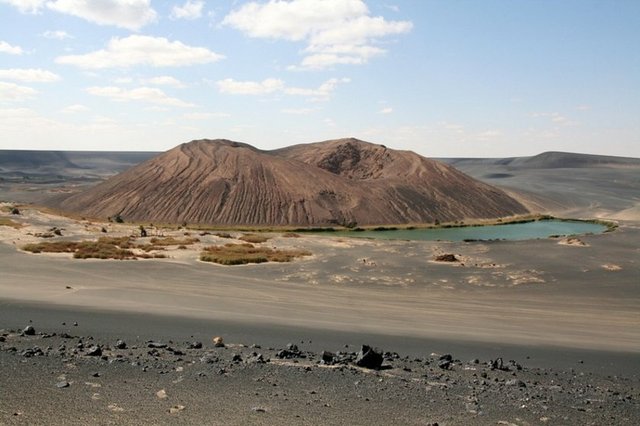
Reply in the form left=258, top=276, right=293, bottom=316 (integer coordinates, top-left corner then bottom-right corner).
left=238, top=233, right=270, bottom=244
left=200, top=243, right=310, bottom=265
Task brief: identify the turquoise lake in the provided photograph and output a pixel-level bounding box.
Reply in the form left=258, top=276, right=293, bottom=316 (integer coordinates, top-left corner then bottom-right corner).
left=327, top=220, right=607, bottom=242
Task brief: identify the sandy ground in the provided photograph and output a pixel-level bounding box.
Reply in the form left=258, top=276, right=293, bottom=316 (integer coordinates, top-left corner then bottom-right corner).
left=1, top=207, right=638, bottom=355
left=1, top=157, right=639, bottom=424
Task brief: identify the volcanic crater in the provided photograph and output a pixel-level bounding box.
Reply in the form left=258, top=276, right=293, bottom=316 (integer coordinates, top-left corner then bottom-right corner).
left=52, top=138, right=528, bottom=226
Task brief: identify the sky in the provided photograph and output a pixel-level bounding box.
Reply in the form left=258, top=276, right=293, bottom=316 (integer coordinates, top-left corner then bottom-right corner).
left=0, top=0, right=638, bottom=158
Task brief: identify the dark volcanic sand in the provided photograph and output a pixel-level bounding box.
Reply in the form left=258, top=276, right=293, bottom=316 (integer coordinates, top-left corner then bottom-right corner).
left=1, top=309, right=639, bottom=425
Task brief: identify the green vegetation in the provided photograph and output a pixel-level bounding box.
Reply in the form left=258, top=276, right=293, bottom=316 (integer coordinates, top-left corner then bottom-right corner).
left=200, top=243, right=311, bottom=265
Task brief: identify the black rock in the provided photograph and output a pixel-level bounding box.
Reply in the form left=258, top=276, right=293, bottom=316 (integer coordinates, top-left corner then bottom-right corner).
left=439, top=353, right=453, bottom=362
left=438, top=359, right=452, bottom=370
left=86, top=346, right=102, bottom=356
left=249, top=353, right=267, bottom=364
left=21, top=347, right=44, bottom=358
left=147, top=342, right=167, bottom=349
left=232, top=354, right=243, bottom=362
left=321, top=351, right=335, bottom=364
left=275, top=344, right=305, bottom=359
left=0, top=336, right=5, bottom=342
left=355, top=345, right=383, bottom=370
left=114, top=340, right=127, bottom=349
left=23, top=325, right=35, bottom=336
left=490, top=357, right=509, bottom=371
left=188, top=341, right=203, bottom=349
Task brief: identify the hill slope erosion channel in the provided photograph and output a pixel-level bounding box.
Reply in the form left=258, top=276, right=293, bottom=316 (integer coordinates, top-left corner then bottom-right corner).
left=52, top=138, right=528, bottom=226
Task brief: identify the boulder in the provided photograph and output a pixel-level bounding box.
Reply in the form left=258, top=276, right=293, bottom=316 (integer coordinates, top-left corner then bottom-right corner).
left=355, top=345, right=383, bottom=369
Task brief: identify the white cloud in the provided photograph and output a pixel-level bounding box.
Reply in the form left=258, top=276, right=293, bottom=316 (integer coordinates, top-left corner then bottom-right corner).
left=477, top=130, right=503, bottom=141
left=56, top=35, right=224, bottom=69
left=281, top=108, right=314, bottom=115
left=0, top=68, right=60, bottom=82
left=216, top=78, right=285, bottom=95
left=183, top=112, right=231, bottom=120
left=171, top=0, right=203, bottom=20
left=47, top=0, right=156, bottom=30
left=0, top=0, right=46, bottom=13
left=141, top=75, right=186, bottom=88
left=114, top=77, right=133, bottom=84
left=284, top=77, right=350, bottom=101
left=379, top=107, right=393, bottom=114
left=223, top=0, right=412, bottom=70
left=61, top=104, right=89, bottom=113
left=87, top=86, right=194, bottom=107
left=0, top=41, right=23, bottom=55
left=531, top=112, right=576, bottom=126
left=0, top=81, right=38, bottom=101
left=217, top=77, right=348, bottom=101
left=42, top=30, right=73, bottom=40
left=576, top=104, right=590, bottom=111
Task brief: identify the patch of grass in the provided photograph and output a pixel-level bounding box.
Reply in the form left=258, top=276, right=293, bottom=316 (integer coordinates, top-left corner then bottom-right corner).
left=22, top=234, right=202, bottom=260
left=23, top=238, right=137, bottom=260
left=0, top=217, right=23, bottom=229
left=238, top=233, right=271, bottom=244
left=23, top=241, right=78, bottom=254
left=140, top=236, right=200, bottom=250
left=200, top=243, right=311, bottom=265
left=74, top=242, right=136, bottom=260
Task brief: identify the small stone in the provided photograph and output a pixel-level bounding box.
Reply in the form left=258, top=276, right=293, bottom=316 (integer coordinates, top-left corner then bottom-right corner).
left=114, top=340, right=127, bottom=349
left=23, top=325, right=35, bottom=336
left=86, top=346, right=102, bottom=356
left=56, top=381, right=70, bottom=388
left=156, top=389, right=168, bottom=399
left=213, top=336, right=225, bottom=347
left=438, top=359, right=452, bottom=370
left=251, top=407, right=266, bottom=413
left=73, top=322, right=78, bottom=327
left=188, top=341, right=202, bottom=349
left=506, top=379, right=526, bottom=387
left=147, top=342, right=167, bottom=349
left=169, top=405, right=185, bottom=414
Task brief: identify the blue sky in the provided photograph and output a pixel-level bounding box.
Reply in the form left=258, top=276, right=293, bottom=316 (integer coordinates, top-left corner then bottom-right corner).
left=0, top=0, right=638, bottom=157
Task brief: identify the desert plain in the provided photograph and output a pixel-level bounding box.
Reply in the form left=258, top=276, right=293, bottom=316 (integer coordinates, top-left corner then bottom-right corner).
left=0, top=149, right=639, bottom=425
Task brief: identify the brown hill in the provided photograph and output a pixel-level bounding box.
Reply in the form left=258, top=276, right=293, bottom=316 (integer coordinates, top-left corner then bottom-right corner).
left=52, top=138, right=528, bottom=226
